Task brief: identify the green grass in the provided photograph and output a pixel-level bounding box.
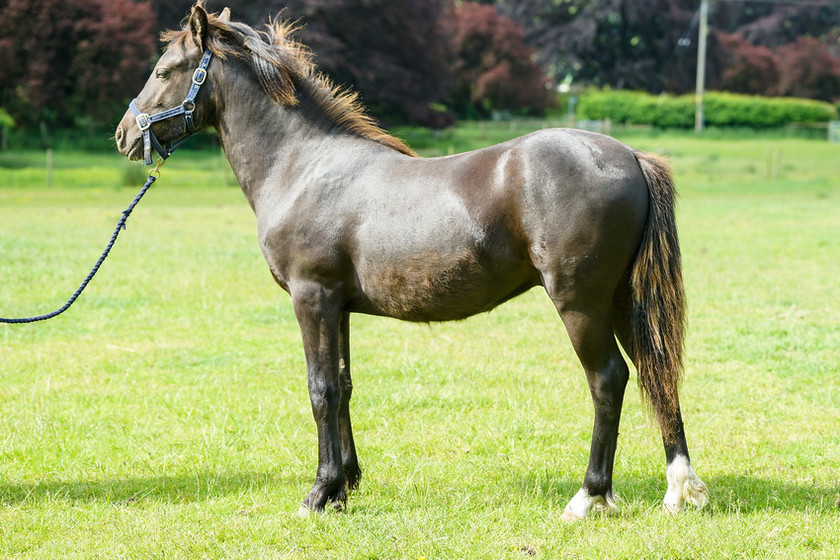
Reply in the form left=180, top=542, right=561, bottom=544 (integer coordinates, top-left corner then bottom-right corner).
left=1, top=129, right=839, bottom=558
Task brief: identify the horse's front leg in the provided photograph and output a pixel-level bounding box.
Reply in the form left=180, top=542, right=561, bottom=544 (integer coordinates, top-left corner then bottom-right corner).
left=338, top=312, right=362, bottom=491
left=292, top=283, right=347, bottom=513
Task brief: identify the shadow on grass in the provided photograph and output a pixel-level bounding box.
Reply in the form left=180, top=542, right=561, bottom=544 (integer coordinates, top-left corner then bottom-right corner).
left=0, top=470, right=308, bottom=506
left=3, top=468, right=837, bottom=516
left=698, top=474, right=840, bottom=514
left=516, top=473, right=839, bottom=515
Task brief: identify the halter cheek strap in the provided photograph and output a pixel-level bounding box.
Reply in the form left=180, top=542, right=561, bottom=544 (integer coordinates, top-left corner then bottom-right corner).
left=129, top=49, right=213, bottom=165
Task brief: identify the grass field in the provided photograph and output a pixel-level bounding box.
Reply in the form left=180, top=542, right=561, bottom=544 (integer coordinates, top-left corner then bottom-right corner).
left=1, top=127, right=839, bottom=559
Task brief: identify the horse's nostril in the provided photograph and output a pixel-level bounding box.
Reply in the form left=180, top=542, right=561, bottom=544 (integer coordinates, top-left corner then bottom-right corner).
left=115, top=126, right=124, bottom=143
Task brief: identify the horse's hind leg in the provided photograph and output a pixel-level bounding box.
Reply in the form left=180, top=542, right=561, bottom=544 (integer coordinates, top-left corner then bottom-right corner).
left=612, top=285, right=709, bottom=513
left=556, top=303, right=629, bottom=521
left=338, top=313, right=361, bottom=492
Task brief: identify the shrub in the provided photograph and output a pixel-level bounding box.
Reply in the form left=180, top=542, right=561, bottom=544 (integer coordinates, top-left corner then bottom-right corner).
left=577, top=90, right=838, bottom=128
left=0, top=0, right=156, bottom=129
left=715, top=32, right=780, bottom=96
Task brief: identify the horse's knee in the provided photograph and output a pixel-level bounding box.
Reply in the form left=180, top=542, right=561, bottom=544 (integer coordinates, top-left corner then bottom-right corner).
left=308, top=378, right=340, bottom=421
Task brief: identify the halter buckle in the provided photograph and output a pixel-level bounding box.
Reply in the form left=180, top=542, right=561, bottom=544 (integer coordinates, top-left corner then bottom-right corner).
left=192, top=67, right=207, bottom=86
left=135, top=113, right=152, bottom=131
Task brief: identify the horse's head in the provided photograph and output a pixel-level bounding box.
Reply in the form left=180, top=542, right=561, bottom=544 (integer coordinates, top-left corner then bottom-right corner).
left=115, top=3, right=227, bottom=163
left=117, top=1, right=416, bottom=162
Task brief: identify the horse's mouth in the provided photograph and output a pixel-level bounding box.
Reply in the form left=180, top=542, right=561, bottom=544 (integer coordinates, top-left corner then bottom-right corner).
left=123, top=137, right=144, bottom=162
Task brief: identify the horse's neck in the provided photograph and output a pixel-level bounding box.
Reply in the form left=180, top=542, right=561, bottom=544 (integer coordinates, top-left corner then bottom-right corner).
left=214, top=73, right=381, bottom=211
left=216, top=91, right=302, bottom=207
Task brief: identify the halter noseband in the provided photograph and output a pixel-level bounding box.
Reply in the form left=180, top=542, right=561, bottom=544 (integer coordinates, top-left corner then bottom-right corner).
left=129, top=49, right=213, bottom=165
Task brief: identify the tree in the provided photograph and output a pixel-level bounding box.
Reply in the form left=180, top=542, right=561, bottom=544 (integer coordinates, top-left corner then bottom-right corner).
left=723, top=2, right=840, bottom=48
left=776, top=37, right=840, bottom=102
left=187, top=0, right=454, bottom=127
left=715, top=32, right=779, bottom=96
left=483, top=0, right=840, bottom=99
left=285, top=0, right=454, bottom=127
left=0, top=0, right=156, bottom=130
left=474, top=0, right=589, bottom=80
left=149, top=0, right=195, bottom=34
left=477, top=0, right=700, bottom=92
left=446, top=2, right=549, bottom=118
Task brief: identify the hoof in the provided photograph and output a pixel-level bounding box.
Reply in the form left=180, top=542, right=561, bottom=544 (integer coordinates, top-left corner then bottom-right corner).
left=297, top=500, right=344, bottom=517
left=663, top=455, right=709, bottom=513
left=683, top=476, right=710, bottom=508
left=300, top=482, right=348, bottom=515
left=562, top=488, right=618, bottom=521
left=560, top=509, right=584, bottom=523
left=663, top=483, right=709, bottom=513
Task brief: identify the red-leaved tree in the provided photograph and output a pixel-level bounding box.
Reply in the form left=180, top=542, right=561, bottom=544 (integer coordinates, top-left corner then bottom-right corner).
left=0, top=0, right=156, bottom=129
left=162, top=0, right=456, bottom=128
left=446, top=2, right=549, bottom=118
left=715, top=32, right=780, bottom=96
left=776, top=37, right=840, bottom=102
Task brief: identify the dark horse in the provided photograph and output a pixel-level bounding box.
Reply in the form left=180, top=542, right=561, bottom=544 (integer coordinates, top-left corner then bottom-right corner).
left=116, top=3, right=708, bottom=519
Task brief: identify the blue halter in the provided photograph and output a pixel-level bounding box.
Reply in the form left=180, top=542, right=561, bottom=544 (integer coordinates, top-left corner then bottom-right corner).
left=129, top=49, right=213, bottom=165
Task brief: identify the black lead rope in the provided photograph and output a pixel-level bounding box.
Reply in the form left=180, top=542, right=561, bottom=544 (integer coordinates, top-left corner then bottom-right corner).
left=0, top=164, right=163, bottom=324
left=2, top=49, right=212, bottom=324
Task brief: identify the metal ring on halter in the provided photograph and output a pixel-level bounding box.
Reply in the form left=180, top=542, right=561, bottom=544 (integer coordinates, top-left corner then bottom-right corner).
left=135, top=113, right=152, bottom=131
left=192, top=67, right=207, bottom=86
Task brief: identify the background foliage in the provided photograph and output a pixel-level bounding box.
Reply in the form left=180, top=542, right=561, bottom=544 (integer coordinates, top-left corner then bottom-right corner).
left=0, top=0, right=839, bottom=136
left=0, top=0, right=156, bottom=130
left=446, top=2, right=549, bottom=118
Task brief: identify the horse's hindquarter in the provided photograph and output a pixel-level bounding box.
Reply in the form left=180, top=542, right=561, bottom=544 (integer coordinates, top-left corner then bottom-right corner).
left=513, top=129, right=650, bottom=302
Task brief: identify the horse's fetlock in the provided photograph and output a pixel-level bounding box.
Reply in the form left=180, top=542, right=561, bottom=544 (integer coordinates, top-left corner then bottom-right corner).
left=344, top=460, right=362, bottom=492
left=583, top=473, right=613, bottom=498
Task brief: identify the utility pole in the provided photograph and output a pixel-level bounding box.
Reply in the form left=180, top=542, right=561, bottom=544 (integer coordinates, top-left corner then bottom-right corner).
left=695, top=0, right=709, bottom=132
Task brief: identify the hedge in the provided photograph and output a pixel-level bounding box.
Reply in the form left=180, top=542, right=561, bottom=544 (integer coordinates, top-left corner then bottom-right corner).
left=577, top=90, right=838, bottom=128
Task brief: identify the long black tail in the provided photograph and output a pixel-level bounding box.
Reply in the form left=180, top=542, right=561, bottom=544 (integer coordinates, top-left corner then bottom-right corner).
left=630, top=151, right=686, bottom=443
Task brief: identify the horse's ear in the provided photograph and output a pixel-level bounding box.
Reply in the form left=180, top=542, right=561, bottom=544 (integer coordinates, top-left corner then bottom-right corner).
left=219, top=7, right=231, bottom=23
left=189, top=4, right=209, bottom=50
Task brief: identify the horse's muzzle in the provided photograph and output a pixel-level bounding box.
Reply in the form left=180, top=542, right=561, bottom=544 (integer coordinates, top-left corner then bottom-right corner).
left=114, top=114, right=144, bottom=161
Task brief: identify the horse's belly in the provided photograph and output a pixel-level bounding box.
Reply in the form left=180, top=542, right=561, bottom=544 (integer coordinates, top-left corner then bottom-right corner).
left=352, top=250, right=535, bottom=322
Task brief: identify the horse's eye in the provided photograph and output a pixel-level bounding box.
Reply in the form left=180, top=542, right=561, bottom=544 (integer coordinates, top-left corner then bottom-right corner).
left=155, top=68, right=171, bottom=80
